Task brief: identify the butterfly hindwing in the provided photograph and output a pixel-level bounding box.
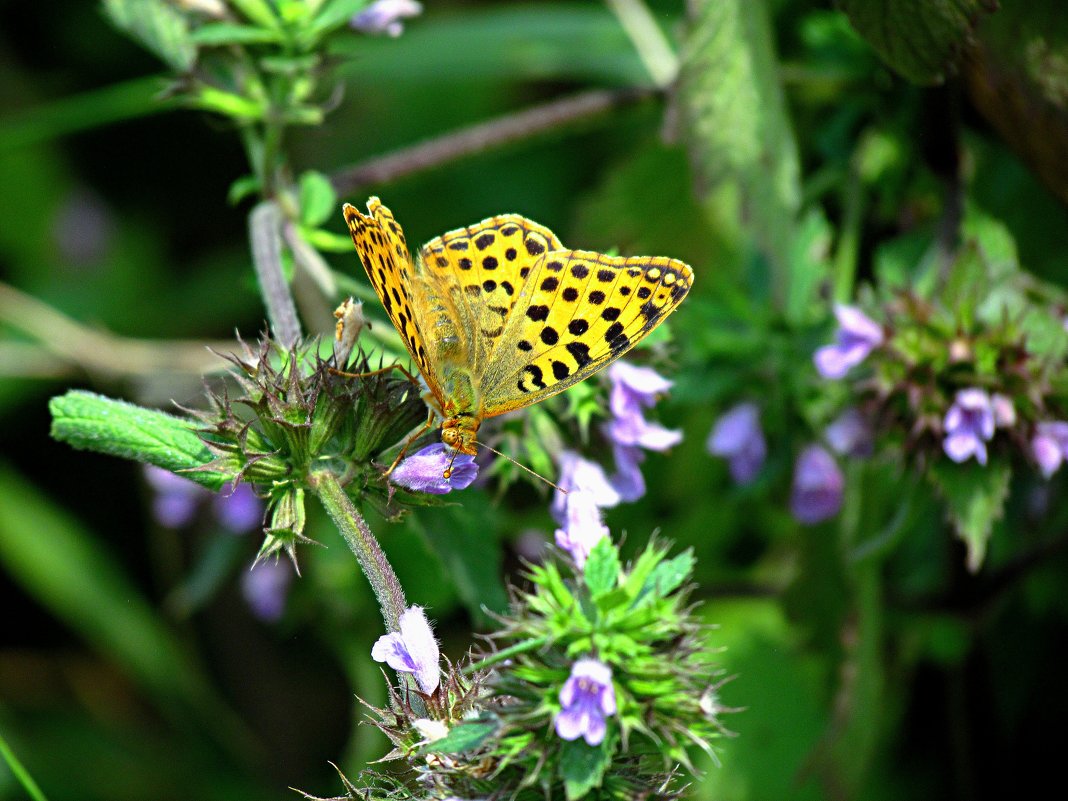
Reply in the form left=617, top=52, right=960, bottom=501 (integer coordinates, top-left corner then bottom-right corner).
left=419, top=215, right=563, bottom=372
left=479, top=250, right=693, bottom=416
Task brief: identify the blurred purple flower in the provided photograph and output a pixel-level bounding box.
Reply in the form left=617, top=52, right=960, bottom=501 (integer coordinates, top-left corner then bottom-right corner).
left=391, top=443, right=478, bottom=494
left=991, top=393, right=1016, bottom=428
left=825, top=408, right=873, bottom=458
left=813, top=305, right=884, bottom=379
left=552, top=452, right=618, bottom=567
left=371, top=606, right=441, bottom=694
left=144, top=465, right=207, bottom=528
left=1032, top=421, right=1068, bottom=478
left=555, top=658, right=616, bottom=746
left=213, top=483, right=263, bottom=534
left=605, top=362, right=682, bottom=451
left=707, top=403, right=766, bottom=485
left=350, top=0, right=422, bottom=37
left=241, top=560, right=293, bottom=622
left=790, top=445, right=844, bottom=525
left=609, top=442, right=647, bottom=502
left=943, top=389, right=995, bottom=466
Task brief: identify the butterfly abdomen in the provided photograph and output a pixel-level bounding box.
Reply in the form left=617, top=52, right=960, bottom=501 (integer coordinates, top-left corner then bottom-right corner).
left=439, top=367, right=482, bottom=455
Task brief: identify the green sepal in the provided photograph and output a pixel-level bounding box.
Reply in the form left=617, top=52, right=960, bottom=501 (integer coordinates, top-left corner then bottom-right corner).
left=583, top=538, right=620, bottom=597
left=929, top=458, right=1011, bottom=572
left=419, top=714, right=499, bottom=755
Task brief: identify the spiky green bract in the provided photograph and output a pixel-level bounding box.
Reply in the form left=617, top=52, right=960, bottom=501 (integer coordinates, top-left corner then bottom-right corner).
left=186, top=336, right=432, bottom=564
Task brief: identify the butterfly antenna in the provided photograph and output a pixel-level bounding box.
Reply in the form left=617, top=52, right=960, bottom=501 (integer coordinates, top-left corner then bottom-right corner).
left=475, top=440, right=567, bottom=494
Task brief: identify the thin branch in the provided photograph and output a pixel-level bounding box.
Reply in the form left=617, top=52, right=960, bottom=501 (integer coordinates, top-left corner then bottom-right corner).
left=249, top=201, right=302, bottom=349
left=605, top=0, right=679, bottom=87
left=330, top=87, right=655, bottom=196
left=0, top=281, right=236, bottom=379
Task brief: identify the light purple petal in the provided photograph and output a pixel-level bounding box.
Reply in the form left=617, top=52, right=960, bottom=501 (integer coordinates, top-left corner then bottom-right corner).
left=350, top=0, right=422, bottom=36
left=609, top=443, right=646, bottom=502
left=834, top=304, right=884, bottom=346
left=991, top=394, right=1016, bottom=428
left=708, top=403, right=766, bottom=484
left=825, top=408, right=873, bottom=458
left=241, top=560, right=292, bottom=621
left=608, top=361, right=673, bottom=416
left=554, top=705, right=589, bottom=741
left=814, top=343, right=869, bottom=379
left=554, top=491, right=610, bottom=567
left=571, top=658, right=613, bottom=687
left=1032, top=433, right=1063, bottom=479
left=790, top=446, right=844, bottom=525
left=556, top=659, right=615, bottom=745
left=943, top=432, right=980, bottom=463
left=144, top=465, right=207, bottom=527
left=391, top=444, right=478, bottom=495
left=552, top=452, right=620, bottom=522
left=214, top=484, right=263, bottom=534
left=399, top=606, right=440, bottom=694
left=581, top=710, right=607, bottom=746
left=371, top=632, right=416, bottom=672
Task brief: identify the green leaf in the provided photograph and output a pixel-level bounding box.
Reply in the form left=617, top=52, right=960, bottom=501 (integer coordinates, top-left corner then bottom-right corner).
left=298, top=170, right=337, bottom=228
left=103, top=0, right=197, bottom=71
left=675, top=0, right=801, bottom=295
left=228, top=0, right=281, bottom=30
left=584, top=538, right=620, bottom=596
left=929, top=459, right=1011, bottom=572
left=635, top=549, right=695, bottom=605
left=837, top=0, right=994, bottom=84
left=227, top=173, right=262, bottom=205
left=420, top=715, right=499, bottom=755
left=48, top=391, right=227, bottom=490
left=191, top=21, right=283, bottom=45
left=559, top=739, right=610, bottom=800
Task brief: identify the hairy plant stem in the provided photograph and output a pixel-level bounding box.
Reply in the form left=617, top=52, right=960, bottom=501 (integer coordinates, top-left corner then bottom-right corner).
left=309, top=469, right=407, bottom=632
left=249, top=201, right=302, bottom=350
left=462, top=636, right=548, bottom=676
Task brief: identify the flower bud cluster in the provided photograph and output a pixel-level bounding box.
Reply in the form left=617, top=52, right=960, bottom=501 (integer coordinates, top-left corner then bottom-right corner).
left=190, top=337, right=427, bottom=565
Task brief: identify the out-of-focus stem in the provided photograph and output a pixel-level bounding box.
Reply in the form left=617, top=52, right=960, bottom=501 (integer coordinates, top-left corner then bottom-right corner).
left=249, top=201, right=302, bottom=349
left=605, top=0, right=679, bottom=87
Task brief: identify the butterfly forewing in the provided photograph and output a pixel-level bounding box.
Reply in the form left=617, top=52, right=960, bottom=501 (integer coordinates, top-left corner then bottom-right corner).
left=419, top=215, right=563, bottom=372
left=479, top=250, right=693, bottom=416
left=342, top=199, right=441, bottom=393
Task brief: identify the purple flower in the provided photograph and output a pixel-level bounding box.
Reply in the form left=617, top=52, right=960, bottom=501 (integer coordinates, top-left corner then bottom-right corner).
left=825, top=408, right=873, bottom=458
left=371, top=606, right=440, bottom=694
left=390, top=443, right=478, bottom=494
left=813, top=305, right=884, bottom=379
left=241, top=560, right=293, bottom=622
left=943, top=389, right=996, bottom=466
left=350, top=0, right=422, bottom=37
left=552, top=453, right=619, bottom=567
left=609, top=442, right=646, bottom=502
left=1032, top=421, right=1068, bottom=478
left=144, top=465, right=208, bottom=528
left=604, top=362, right=683, bottom=451
left=707, top=403, right=767, bottom=485
left=555, top=658, right=616, bottom=746
left=213, top=483, right=263, bottom=534
left=790, top=445, right=844, bottom=525
left=991, top=393, right=1016, bottom=428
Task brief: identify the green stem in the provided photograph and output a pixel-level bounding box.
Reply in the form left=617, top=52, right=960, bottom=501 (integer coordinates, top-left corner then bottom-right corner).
left=461, top=636, right=548, bottom=676
left=309, top=469, right=407, bottom=631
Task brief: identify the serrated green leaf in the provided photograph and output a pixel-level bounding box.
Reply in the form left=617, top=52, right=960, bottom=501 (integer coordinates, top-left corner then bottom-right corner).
left=559, top=738, right=610, bottom=800
left=49, top=391, right=226, bottom=490
left=298, top=170, right=337, bottom=228
left=583, top=538, right=620, bottom=596
left=675, top=0, right=800, bottom=293
left=837, top=0, right=994, bottom=84
left=420, top=715, right=499, bottom=755
left=929, top=459, right=1011, bottom=572
left=191, top=21, right=283, bottom=46
left=103, top=0, right=197, bottom=71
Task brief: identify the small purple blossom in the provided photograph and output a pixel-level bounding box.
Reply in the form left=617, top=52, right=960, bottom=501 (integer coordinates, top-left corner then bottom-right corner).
left=144, top=465, right=208, bottom=528
left=991, top=393, right=1016, bottom=428
left=1032, top=421, right=1068, bottom=478
left=390, top=443, right=478, bottom=494
left=603, top=362, right=682, bottom=501
left=555, top=658, right=616, bottom=746
left=790, top=445, right=844, bottom=525
left=707, top=403, right=767, bottom=485
left=552, top=452, right=619, bottom=567
left=241, top=560, right=293, bottom=622
left=825, top=408, right=874, bottom=458
left=213, top=484, right=263, bottom=534
left=371, top=606, right=441, bottom=694
left=813, top=305, right=884, bottom=379
left=350, top=0, right=422, bottom=37
left=943, top=389, right=996, bottom=466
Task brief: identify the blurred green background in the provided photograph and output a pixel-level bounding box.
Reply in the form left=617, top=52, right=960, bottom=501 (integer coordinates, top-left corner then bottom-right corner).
left=2, top=1, right=1068, bottom=799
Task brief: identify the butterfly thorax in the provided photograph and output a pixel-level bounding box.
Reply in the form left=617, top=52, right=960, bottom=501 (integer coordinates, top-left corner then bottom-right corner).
left=438, top=366, right=482, bottom=456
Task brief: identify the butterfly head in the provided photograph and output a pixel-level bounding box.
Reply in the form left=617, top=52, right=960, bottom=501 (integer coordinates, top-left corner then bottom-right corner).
left=441, top=418, right=479, bottom=456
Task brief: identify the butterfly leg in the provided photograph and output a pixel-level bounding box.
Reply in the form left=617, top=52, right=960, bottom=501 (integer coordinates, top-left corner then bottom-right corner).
left=330, top=362, right=421, bottom=387
left=384, top=410, right=437, bottom=477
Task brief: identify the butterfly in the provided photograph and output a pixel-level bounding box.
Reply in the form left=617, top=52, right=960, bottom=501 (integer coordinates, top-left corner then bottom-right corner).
left=342, top=197, right=693, bottom=461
